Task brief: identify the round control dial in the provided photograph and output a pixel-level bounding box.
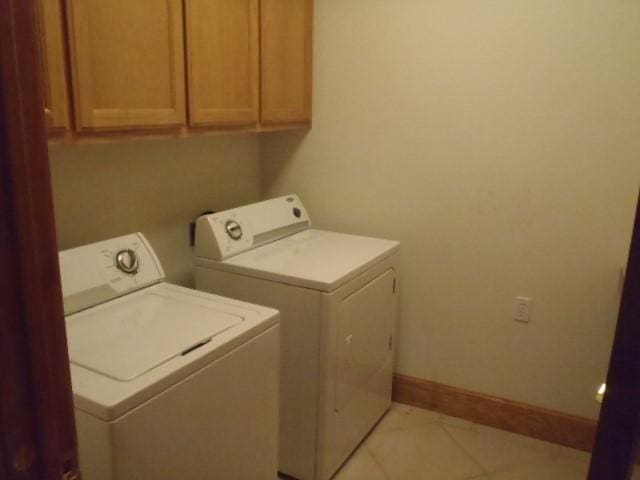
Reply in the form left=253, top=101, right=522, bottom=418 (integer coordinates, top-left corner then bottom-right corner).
left=225, top=220, right=243, bottom=240
left=115, top=249, right=139, bottom=274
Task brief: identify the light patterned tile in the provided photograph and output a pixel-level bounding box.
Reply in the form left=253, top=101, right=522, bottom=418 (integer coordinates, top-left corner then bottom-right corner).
left=487, top=454, right=589, bottom=480
left=438, top=413, right=479, bottom=431
left=548, top=443, right=592, bottom=463
left=443, top=423, right=551, bottom=473
left=475, top=424, right=560, bottom=454
left=372, top=402, right=441, bottom=434
left=332, top=446, right=388, bottom=480
left=366, top=423, right=484, bottom=480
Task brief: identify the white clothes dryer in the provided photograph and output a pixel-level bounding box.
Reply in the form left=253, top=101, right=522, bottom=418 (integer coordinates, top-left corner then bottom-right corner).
left=194, top=195, right=400, bottom=480
left=60, top=233, right=280, bottom=480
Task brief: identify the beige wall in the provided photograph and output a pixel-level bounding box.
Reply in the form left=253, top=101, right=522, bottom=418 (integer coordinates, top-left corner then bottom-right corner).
left=50, top=134, right=261, bottom=287
left=262, top=0, right=640, bottom=418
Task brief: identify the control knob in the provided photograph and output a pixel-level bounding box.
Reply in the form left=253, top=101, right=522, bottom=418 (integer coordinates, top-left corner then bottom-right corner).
left=225, top=220, right=243, bottom=240
left=115, top=249, right=139, bottom=274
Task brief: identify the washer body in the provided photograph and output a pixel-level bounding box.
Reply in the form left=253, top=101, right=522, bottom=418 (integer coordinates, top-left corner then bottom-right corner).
left=61, top=233, right=280, bottom=480
left=195, top=196, right=400, bottom=480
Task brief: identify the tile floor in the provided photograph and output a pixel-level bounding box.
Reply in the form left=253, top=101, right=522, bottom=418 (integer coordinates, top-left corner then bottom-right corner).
left=331, top=402, right=594, bottom=480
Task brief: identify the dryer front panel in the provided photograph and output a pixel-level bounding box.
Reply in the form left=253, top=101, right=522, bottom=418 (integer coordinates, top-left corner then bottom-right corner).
left=316, top=254, right=399, bottom=480
left=335, top=268, right=396, bottom=412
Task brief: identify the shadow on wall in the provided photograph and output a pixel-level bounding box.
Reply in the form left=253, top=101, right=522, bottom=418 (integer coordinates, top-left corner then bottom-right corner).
left=261, top=131, right=308, bottom=195
left=49, top=134, right=261, bottom=286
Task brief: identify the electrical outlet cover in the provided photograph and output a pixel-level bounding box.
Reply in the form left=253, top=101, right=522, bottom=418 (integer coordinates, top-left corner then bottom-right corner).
left=514, top=296, right=532, bottom=322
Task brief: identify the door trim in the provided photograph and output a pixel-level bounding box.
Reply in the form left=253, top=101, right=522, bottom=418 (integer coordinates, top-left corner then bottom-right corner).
left=0, top=0, right=79, bottom=478
left=588, top=191, right=640, bottom=478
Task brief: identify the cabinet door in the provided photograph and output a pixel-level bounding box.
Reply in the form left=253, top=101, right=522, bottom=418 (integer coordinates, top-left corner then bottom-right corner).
left=260, top=0, right=313, bottom=126
left=67, top=0, right=186, bottom=131
left=186, top=0, right=259, bottom=127
left=36, top=0, right=70, bottom=131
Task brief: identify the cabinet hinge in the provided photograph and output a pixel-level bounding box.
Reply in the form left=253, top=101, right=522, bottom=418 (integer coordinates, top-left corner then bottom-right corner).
left=392, top=277, right=396, bottom=293
left=388, top=335, right=393, bottom=351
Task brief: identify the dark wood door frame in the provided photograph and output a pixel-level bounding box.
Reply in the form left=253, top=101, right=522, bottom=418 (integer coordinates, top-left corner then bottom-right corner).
left=0, top=1, right=79, bottom=479
left=589, top=191, right=640, bottom=479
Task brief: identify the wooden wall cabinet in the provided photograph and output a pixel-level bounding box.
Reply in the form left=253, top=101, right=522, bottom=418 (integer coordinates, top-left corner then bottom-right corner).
left=36, top=0, right=70, bottom=131
left=40, top=0, right=312, bottom=137
left=260, top=0, right=313, bottom=127
left=66, top=0, right=186, bottom=131
left=186, top=0, right=260, bottom=128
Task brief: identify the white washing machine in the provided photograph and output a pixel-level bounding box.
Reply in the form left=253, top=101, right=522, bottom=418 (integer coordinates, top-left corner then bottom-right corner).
left=59, top=233, right=280, bottom=480
left=194, top=195, right=400, bottom=480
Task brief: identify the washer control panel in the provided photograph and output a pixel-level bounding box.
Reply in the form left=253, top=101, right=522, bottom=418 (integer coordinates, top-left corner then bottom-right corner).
left=59, top=233, right=165, bottom=315
left=195, top=194, right=311, bottom=260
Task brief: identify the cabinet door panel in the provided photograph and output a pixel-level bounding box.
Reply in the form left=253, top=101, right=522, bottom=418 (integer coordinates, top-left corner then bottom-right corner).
left=67, top=0, right=186, bottom=131
left=37, top=0, right=70, bottom=130
left=186, top=0, right=259, bottom=127
left=260, top=0, right=313, bottom=126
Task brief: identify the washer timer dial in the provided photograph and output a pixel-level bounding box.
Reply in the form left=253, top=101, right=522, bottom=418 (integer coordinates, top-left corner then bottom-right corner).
left=115, top=249, right=139, bottom=274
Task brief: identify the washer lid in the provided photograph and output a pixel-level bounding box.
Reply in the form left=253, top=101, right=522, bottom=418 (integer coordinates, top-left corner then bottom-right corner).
left=200, top=229, right=400, bottom=292
left=66, top=289, right=243, bottom=381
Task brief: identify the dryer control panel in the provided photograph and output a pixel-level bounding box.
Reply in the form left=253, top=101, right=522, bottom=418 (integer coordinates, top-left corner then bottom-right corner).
left=195, top=194, right=311, bottom=260
left=59, top=233, right=165, bottom=315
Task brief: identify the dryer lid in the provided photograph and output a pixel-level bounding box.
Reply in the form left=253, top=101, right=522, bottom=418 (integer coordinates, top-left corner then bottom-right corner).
left=201, top=229, right=400, bottom=292
left=66, top=290, right=243, bottom=381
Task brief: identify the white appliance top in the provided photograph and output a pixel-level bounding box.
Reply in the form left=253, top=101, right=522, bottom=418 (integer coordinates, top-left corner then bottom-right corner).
left=195, top=195, right=400, bottom=291
left=66, top=283, right=279, bottom=422
left=66, top=288, right=243, bottom=382
left=196, top=228, right=400, bottom=292
left=59, top=234, right=279, bottom=422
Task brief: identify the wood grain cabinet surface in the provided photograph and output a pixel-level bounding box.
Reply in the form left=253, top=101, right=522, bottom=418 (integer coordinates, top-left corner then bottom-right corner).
left=36, top=0, right=70, bottom=131
left=66, top=0, right=186, bottom=131
left=260, top=0, right=313, bottom=127
left=186, top=0, right=260, bottom=128
left=41, top=0, right=312, bottom=139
